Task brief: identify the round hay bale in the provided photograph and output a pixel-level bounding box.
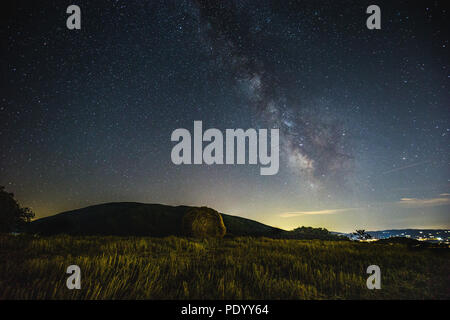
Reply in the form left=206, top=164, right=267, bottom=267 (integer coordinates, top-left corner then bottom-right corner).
left=182, top=207, right=226, bottom=238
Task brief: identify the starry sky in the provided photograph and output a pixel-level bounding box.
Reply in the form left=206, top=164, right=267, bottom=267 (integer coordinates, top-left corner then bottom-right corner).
left=1, top=0, right=449, bottom=232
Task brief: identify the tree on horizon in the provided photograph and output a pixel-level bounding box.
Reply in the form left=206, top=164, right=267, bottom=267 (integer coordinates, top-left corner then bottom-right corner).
left=0, top=186, right=34, bottom=233
left=353, top=229, right=372, bottom=240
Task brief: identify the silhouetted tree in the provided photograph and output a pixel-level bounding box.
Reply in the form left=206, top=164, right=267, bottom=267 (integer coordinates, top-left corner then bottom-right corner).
left=0, top=186, right=34, bottom=233
left=353, top=229, right=372, bottom=240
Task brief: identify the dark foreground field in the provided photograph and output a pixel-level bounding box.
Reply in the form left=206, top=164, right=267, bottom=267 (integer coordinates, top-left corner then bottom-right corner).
left=0, top=235, right=448, bottom=299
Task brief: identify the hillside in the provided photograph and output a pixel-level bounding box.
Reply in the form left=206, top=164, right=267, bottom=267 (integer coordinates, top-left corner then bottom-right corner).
left=25, top=202, right=344, bottom=240
left=25, top=202, right=284, bottom=237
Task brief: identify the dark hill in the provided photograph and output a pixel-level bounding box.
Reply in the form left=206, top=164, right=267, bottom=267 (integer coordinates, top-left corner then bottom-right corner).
left=25, top=202, right=284, bottom=237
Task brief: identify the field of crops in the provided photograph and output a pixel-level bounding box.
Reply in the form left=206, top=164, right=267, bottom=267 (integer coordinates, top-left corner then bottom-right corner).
left=0, top=235, right=448, bottom=299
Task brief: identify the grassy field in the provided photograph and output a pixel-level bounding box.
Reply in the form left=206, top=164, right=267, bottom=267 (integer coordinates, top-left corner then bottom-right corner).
left=0, top=234, right=448, bottom=299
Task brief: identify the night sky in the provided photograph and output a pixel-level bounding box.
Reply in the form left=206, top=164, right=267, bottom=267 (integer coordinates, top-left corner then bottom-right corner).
left=1, top=0, right=448, bottom=232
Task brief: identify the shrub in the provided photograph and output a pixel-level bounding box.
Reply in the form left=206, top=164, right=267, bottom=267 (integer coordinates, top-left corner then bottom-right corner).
left=182, top=207, right=226, bottom=238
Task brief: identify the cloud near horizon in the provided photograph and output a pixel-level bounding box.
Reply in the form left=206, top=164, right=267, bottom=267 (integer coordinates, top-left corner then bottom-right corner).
left=280, top=193, right=450, bottom=219
left=279, top=208, right=353, bottom=218
left=398, top=195, right=450, bottom=208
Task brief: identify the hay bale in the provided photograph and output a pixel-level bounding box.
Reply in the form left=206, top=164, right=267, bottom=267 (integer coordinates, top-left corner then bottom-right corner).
left=182, top=207, right=226, bottom=238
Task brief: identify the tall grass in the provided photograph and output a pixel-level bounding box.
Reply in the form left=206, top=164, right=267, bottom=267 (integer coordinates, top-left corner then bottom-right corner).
left=0, top=234, right=448, bottom=299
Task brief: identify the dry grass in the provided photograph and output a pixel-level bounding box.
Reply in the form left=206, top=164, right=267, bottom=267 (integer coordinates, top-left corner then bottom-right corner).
left=0, top=234, right=448, bottom=299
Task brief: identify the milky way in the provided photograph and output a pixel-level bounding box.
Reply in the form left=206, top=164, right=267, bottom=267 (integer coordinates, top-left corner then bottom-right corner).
left=193, top=0, right=353, bottom=187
